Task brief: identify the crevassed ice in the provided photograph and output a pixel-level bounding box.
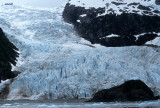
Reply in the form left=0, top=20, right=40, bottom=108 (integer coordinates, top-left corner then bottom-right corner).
left=0, top=5, right=160, bottom=100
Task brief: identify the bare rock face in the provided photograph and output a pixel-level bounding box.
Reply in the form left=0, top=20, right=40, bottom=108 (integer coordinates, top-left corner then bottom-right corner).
left=155, top=0, right=160, bottom=5
left=88, top=80, right=160, bottom=102
left=63, top=0, right=160, bottom=47
left=0, top=28, right=19, bottom=82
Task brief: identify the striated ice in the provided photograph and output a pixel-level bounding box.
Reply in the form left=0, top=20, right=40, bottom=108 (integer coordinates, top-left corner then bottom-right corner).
left=0, top=5, right=160, bottom=100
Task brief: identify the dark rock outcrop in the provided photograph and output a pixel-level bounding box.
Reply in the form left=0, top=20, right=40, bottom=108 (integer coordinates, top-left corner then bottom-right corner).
left=63, top=2, right=160, bottom=47
left=0, top=28, right=19, bottom=82
left=0, top=79, right=14, bottom=99
left=88, top=80, right=159, bottom=102
left=155, top=0, right=160, bottom=5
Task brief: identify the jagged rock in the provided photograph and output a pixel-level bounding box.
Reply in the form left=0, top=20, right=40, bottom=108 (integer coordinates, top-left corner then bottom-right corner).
left=0, top=79, right=13, bottom=99
left=63, top=0, right=160, bottom=47
left=0, top=28, right=19, bottom=83
left=155, top=0, right=160, bottom=5
left=88, top=80, right=159, bottom=102
left=11, top=71, right=21, bottom=77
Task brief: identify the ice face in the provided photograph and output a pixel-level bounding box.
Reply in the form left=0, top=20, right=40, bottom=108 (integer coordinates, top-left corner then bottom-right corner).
left=0, top=5, right=160, bottom=100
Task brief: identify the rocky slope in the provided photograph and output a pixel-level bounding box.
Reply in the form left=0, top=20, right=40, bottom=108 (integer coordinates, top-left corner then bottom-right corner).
left=0, top=28, right=19, bottom=82
left=63, top=0, right=160, bottom=46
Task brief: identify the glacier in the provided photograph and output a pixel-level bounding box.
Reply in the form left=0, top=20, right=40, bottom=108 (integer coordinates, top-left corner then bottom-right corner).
left=0, top=4, right=160, bottom=100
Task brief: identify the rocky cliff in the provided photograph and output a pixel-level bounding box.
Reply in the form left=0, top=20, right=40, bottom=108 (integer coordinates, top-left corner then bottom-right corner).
left=0, top=28, right=19, bottom=82
left=63, top=0, right=160, bottom=46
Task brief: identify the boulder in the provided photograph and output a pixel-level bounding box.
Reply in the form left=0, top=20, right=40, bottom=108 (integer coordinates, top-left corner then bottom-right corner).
left=88, top=80, right=159, bottom=102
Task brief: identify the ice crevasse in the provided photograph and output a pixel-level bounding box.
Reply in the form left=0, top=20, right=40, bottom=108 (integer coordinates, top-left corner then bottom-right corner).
left=0, top=4, right=160, bottom=100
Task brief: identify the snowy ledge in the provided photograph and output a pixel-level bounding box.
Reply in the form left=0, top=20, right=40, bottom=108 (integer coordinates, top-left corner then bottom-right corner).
left=68, top=0, right=160, bottom=16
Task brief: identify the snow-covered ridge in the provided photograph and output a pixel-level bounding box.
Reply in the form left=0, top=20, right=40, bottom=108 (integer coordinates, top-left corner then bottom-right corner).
left=69, top=0, right=160, bottom=16
left=0, top=5, right=160, bottom=100
left=69, top=0, right=158, bottom=8
left=63, top=0, right=160, bottom=47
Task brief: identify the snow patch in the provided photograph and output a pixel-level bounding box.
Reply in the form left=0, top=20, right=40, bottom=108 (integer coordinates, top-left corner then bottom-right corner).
left=69, top=0, right=160, bottom=16
left=100, top=34, right=119, bottom=39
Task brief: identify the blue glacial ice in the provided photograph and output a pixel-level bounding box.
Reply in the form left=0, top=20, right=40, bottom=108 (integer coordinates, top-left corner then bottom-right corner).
left=0, top=5, right=160, bottom=100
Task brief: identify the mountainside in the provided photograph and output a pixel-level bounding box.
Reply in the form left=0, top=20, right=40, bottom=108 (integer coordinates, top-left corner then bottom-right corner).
left=63, top=0, right=160, bottom=46
left=0, top=3, right=160, bottom=100
left=0, top=28, right=18, bottom=82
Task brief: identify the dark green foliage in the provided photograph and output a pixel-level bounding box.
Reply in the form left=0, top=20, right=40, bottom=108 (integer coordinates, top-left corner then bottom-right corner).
left=0, top=28, right=19, bottom=81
